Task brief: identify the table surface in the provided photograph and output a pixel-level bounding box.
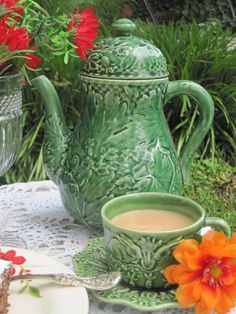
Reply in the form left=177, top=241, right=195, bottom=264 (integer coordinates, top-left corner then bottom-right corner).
left=0, top=180, right=235, bottom=314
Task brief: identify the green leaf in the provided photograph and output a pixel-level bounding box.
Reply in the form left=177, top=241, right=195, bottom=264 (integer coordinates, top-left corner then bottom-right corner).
left=64, top=51, right=69, bottom=64
left=28, top=286, right=41, bottom=298
left=52, top=51, right=65, bottom=56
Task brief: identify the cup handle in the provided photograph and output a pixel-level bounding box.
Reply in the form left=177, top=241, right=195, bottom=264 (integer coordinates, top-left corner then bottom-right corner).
left=205, top=217, right=231, bottom=237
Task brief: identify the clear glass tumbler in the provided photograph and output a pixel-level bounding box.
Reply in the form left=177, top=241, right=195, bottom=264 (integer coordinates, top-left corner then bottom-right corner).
left=0, top=73, right=26, bottom=248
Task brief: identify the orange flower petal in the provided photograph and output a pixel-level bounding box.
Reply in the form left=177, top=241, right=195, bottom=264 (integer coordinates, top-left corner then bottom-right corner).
left=178, top=268, right=202, bottom=285
left=230, top=264, right=236, bottom=277
left=185, top=254, right=204, bottom=270
left=183, top=278, right=204, bottom=303
left=164, top=264, right=201, bottom=285
left=222, top=244, right=236, bottom=258
left=221, top=257, right=234, bottom=265
left=201, top=230, right=229, bottom=248
left=176, top=284, right=196, bottom=308
left=224, top=281, right=236, bottom=299
left=163, top=264, right=179, bottom=284
left=221, top=271, right=235, bottom=286
left=175, top=280, right=203, bottom=307
left=192, top=278, right=202, bottom=300
left=173, top=239, right=202, bottom=269
left=214, top=289, right=234, bottom=314
left=200, top=284, right=221, bottom=309
left=229, top=232, right=236, bottom=244
left=195, top=301, right=212, bottom=314
left=200, top=231, right=230, bottom=257
left=201, top=245, right=224, bottom=258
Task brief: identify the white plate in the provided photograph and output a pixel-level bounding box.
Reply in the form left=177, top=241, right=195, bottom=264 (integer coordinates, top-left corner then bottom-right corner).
left=1, top=246, right=89, bottom=314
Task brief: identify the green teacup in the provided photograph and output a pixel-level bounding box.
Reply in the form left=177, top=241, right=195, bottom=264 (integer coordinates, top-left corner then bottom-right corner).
left=101, top=192, right=231, bottom=289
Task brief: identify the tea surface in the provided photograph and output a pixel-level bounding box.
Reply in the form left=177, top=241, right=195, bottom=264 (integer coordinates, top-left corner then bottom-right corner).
left=111, top=209, right=194, bottom=232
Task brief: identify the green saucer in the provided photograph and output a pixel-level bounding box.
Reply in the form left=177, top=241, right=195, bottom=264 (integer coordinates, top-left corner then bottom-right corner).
left=72, top=237, right=179, bottom=311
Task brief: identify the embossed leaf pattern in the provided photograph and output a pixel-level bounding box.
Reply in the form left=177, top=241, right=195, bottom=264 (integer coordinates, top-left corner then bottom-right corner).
left=107, top=233, right=188, bottom=289
left=44, top=114, right=71, bottom=185
left=81, top=36, right=168, bottom=78
left=111, top=234, right=142, bottom=261
left=138, top=237, right=163, bottom=270
left=73, top=237, right=178, bottom=311
left=60, top=80, right=182, bottom=228
left=107, top=234, right=163, bottom=288
left=73, top=238, right=109, bottom=277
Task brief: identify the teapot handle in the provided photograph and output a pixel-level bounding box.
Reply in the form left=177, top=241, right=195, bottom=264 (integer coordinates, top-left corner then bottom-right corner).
left=164, top=80, right=214, bottom=183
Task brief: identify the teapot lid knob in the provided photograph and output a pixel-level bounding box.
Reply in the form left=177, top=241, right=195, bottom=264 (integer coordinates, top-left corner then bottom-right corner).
left=112, top=18, right=136, bottom=35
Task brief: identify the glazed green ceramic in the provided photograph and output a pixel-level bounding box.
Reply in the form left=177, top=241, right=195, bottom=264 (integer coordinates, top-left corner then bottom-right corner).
left=101, top=192, right=231, bottom=289
left=32, top=19, right=214, bottom=229
left=72, top=237, right=179, bottom=311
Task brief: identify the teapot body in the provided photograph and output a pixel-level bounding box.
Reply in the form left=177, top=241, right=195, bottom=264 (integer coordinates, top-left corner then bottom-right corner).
left=32, top=20, right=214, bottom=229
left=60, top=76, right=182, bottom=228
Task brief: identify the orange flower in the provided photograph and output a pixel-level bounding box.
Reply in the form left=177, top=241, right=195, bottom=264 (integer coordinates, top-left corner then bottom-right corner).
left=164, top=230, right=236, bottom=314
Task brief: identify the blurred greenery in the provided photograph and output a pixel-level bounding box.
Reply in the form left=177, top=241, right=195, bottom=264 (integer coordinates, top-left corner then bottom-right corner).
left=136, top=0, right=235, bottom=28
left=183, top=157, right=236, bottom=232
left=35, top=0, right=128, bottom=24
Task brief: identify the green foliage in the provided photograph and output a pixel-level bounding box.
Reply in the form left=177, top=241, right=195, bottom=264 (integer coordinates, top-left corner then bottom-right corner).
left=23, top=2, right=79, bottom=65
left=135, top=20, right=236, bottom=162
left=140, top=0, right=235, bottom=27
left=183, top=158, right=236, bottom=231
left=35, top=0, right=127, bottom=25
left=28, top=285, right=41, bottom=298
left=179, top=0, right=235, bottom=27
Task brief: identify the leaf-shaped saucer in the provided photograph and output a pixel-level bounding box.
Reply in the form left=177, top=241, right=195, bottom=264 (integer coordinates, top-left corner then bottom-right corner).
left=72, top=237, right=180, bottom=312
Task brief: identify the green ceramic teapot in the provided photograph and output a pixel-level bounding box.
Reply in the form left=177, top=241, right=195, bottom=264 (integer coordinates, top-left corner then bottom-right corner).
left=32, top=19, right=214, bottom=229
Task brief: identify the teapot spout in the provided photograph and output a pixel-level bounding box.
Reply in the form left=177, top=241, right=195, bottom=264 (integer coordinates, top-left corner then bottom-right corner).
left=32, top=75, right=71, bottom=184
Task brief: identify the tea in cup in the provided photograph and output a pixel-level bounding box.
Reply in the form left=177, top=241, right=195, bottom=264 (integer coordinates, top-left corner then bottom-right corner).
left=101, top=192, right=231, bottom=289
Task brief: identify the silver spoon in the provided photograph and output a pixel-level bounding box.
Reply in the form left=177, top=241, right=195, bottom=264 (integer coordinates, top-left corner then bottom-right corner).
left=11, top=271, right=121, bottom=291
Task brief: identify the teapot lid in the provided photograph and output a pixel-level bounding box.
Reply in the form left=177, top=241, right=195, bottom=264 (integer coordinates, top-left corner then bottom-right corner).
left=80, top=19, right=168, bottom=79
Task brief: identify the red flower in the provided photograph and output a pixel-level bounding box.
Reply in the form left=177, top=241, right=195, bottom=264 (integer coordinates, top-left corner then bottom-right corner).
left=0, top=249, right=26, bottom=275
left=0, top=250, right=26, bottom=265
left=0, top=0, right=19, bottom=9
left=0, top=0, right=24, bottom=21
left=67, top=8, right=99, bottom=59
left=0, top=0, right=20, bottom=8
left=25, top=52, right=41, bottom=69
left=7, top=26, right=30, bottom=50
left=0, top=21, right=31, bottom=51
left=25, top=45, right=41, bottom=69
left=0, top=20, right=8, bottom=45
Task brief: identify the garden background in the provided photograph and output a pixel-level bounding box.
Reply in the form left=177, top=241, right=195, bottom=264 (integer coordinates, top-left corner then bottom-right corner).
left=3, top=0, right=236, bottom=229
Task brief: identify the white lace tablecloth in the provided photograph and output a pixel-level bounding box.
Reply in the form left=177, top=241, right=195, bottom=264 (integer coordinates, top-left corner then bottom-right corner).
left=0, top=180, right=235, bottom=314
